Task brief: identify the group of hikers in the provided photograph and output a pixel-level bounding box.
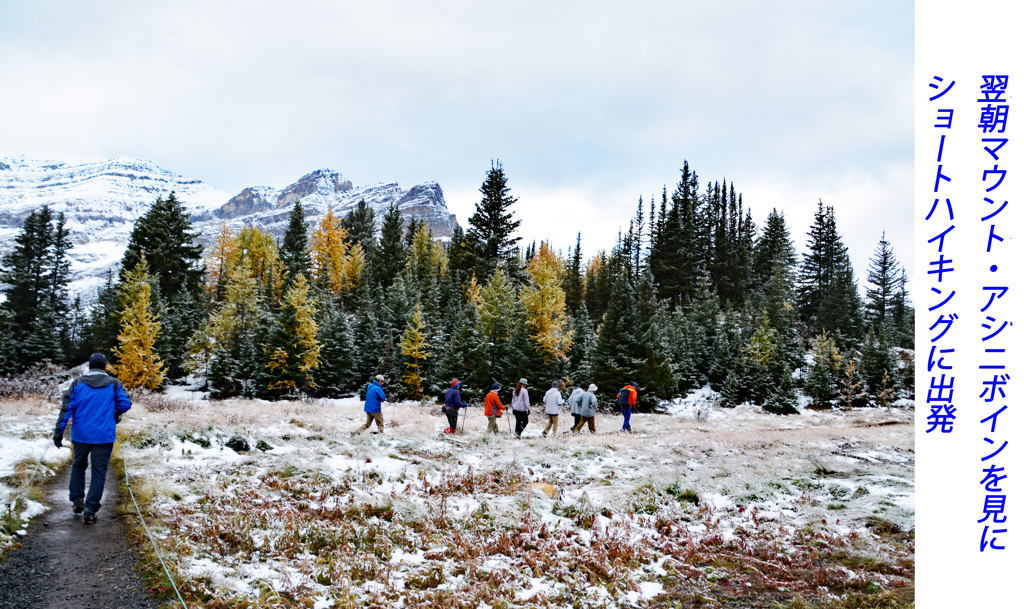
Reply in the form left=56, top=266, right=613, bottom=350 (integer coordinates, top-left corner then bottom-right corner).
left=51, top=354, right=638, bottom=523
left=352, top=374, right=639, bottom=438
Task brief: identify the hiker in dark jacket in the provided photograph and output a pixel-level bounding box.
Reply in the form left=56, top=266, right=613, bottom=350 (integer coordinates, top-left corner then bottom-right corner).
left=443, top=379, right=469, bottom=434
left=53, top=353, right=132, bottom=524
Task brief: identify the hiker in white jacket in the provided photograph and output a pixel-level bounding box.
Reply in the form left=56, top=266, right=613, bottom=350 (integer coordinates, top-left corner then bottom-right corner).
left=542, top=381, right=565, bottom=437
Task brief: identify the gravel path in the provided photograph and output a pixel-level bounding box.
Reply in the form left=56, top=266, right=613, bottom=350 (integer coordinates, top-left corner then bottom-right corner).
left=0, top=458, right=163, bottom=608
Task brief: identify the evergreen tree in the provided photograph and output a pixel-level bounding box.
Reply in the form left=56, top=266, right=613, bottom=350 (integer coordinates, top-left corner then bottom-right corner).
left=313, top=302, right=357, bottom=397
left=890, top=268, right=914, bottom=349
left=477, top=265, right=519, bottom=382
left=111, top=255, right=166, bottom=390
left=206, top=259, right=266, bottom=398
left=593, top=276, right=644, bottom=399
left=0, top=206, right=72, bottom=367
left=797, top=201, right=863, bottom=346
left=708, top=309, right=742, bottom=391
left=120, top=192, right=205, bottom=303
left=806, top=330, right=842, bottom=407
left=633, top=271, right=677, bottom=405
left=861, top=327, right=897, bottom=405
left=466, top=161, right=522, bottom=281
left=404, top=217, right=421, bottom=249
left=263, top=273, right=320, bottom=398
left=280, top=200, right=311, bottom=282
left=158, top=289, right=205, bottom=379
left=865, top=231, right=900, bottom=336
left=0, top=310, right=17, bottom=376
left=439, top=300, right=490, bottom=401
left=563, top=234, right=584, bottom=315
left=373, top=203, right=407, bottom=291
left=584, top=252, right=612, bottom=321
left=760, top=255, right=801, bottom=369
left=351, top=284, right=383, bottom=384
left=686, top=271, right=720, bottom=384
left=566, top=306, right=596, bottom=385
left=752, top=209, right=796, bottom=292
left=340, top=200, right=377, bottom=257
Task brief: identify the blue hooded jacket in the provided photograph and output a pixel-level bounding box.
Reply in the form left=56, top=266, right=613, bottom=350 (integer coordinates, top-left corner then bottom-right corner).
left=364, top=380, right=386, bottom=413
left=55, top=370, right=132, bottom=444
left=443, top=384, right=469, bottom=410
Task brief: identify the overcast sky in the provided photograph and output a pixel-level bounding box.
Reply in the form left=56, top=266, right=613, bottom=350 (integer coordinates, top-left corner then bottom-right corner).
left=0, top=1, right=914, bottom=294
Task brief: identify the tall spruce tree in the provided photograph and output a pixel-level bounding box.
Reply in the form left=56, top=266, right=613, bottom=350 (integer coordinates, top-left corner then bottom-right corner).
left=439, top=300, right=490, bottom=400
left=314, top=301, right=357, bottom=397
left=752, top=209, right=796, bottom=292
left=797, top=201, right=863, bottom=346
left=466, top=161, right=522, bottom=281
left=280, top=200, right=311, bottom=282
left=121, top=192, right=205, bottom=302
left=340, top=199, right=377, bottom=257
left=865, top=231, right=899, bottom=336
left=593, top=276, right=644, bottom=399
left=373, top=203, right=407, bottom=291
left=0, top=206, right=73, bottom=368
left=563, top=234, right=584, bottom=315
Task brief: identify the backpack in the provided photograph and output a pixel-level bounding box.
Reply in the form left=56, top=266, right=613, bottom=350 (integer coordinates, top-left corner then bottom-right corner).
left=617, top=388, right=631, bottom=407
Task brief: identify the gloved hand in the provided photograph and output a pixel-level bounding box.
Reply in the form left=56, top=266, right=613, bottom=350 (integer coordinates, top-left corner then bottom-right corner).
left=53, top=431, right=63, bottom=449
left=115, top=410, right=122, bottom=424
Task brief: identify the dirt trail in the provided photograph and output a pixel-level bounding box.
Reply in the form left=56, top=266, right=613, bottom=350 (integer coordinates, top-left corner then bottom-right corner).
left=0, top=459, right=162, bottom=608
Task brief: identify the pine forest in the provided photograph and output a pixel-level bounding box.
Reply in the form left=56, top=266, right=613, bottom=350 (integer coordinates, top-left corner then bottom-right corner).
left=0, top=160, right=914, bottom=413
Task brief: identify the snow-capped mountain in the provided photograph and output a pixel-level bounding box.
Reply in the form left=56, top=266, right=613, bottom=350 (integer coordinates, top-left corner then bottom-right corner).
left=196, top=168, right=458, bottom=244
left=0, top=153, right=459, bottom=304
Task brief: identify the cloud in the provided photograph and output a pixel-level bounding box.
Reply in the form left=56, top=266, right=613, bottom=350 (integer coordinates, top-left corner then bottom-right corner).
left=0, top=0, right=913, bottom=275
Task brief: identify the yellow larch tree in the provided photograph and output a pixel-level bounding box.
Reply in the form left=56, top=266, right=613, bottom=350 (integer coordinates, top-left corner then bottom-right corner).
left=311, top=206, right=360, bottom=297
left=520, top=241, right=572, bottom=361
left=111, top=254, right=166, bottom=390
left=264, top=273, right=321, bottom=395
left=205, top=222, right=238, bottom=301
left=400, top=303, right=431, bottom=400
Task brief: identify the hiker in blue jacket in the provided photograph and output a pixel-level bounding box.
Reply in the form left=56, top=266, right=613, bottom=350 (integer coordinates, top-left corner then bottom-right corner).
left=53, top=353, right=132, bottom=524
left=443, top=378, right=469, bottom=434
left=353, top=375, right=387, bottom=435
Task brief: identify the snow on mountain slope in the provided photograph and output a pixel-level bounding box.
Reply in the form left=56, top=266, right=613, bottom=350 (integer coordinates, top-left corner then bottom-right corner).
left=195, top=168, right=458, bottom=245
left=0, top=153, right=231, bottom=301
left=0, top=153, right=459, bottom=305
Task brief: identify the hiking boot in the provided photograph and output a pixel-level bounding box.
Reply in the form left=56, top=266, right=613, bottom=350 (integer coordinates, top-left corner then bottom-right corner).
left=72, top=499, right=84, bottom=515
left=542, top=431, right=547, bottom=437
left=82, top=510, right=97, bottom=524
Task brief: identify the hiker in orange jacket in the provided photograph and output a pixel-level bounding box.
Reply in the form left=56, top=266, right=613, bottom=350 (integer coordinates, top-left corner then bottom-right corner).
left=484, top=383, right=505, bottom=434
left=617, top=382, right=637, bottom=432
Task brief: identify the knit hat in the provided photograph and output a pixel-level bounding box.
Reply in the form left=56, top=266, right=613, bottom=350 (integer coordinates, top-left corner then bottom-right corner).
left=490, top=383, right=501, bottom=391
left=579, top=382, right=587, bottom=390
left=588, top=384, right=597, bottom=392
left=375, top=374, right=385, bottom=383
left=518, top=378, right=529, bottom=386
left=88, top=353, right=107, bottom=370
left=451, top=379, right=461, bottom=387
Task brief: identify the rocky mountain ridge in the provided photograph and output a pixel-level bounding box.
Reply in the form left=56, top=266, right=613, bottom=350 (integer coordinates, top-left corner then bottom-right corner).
left=0, top=153, right=459, bottom=304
